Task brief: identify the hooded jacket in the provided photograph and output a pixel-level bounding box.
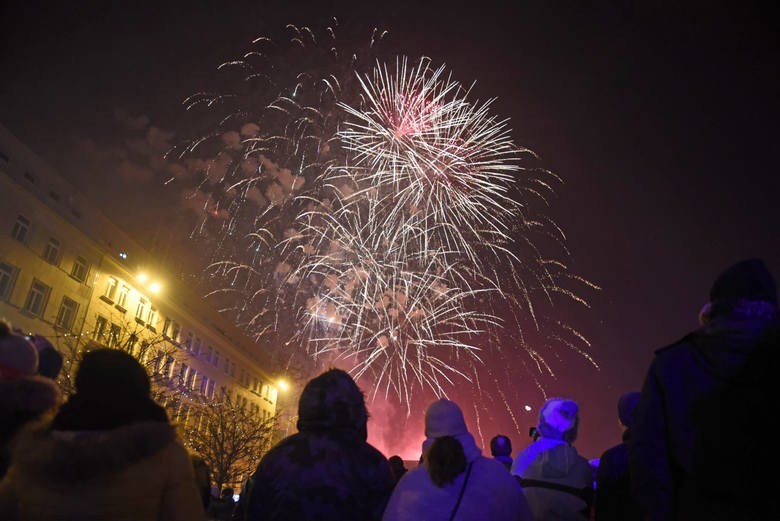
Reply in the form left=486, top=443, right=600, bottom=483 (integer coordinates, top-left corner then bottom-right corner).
left=246, top=369, right=394, bottom=521
left=512, top=438, right=592, bottom=521
left=0, top=420, right=206, bottom=521
left=383, top=399, right=533, bottom=521
left=0, top=375, right=60, bottom=479
left=630, top=314, right=780, bottom=521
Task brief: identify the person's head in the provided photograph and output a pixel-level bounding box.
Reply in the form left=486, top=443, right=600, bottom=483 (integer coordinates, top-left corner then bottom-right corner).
left=490, top=434, right=512, bottom=457
left=75, top=348, right=152, bottom=399
left=423, top=399, right=470, bottom=487
left=707, top=258, right=777, bottom=321
left=537, top=398, right=580, bottom=443
left=388, top=455, right=405, bottom=471
left=617, top=391, right=641, bottom=429
left=52, top=348, right=167, bottom=430
left=0, top=320, right=38, bottom=379
left=31, top=334, right=63, bottom=379
left=297, top=368, right=368, bottom=439
left=221, top=487, right=234, bottom=499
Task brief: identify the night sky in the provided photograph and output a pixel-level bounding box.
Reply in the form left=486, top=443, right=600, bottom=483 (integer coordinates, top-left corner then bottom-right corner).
left=2, top=0, right=778, bottom=459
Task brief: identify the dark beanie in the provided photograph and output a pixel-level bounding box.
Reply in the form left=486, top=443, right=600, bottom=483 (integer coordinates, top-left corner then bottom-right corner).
left=710, top=259, right=777, bottom=305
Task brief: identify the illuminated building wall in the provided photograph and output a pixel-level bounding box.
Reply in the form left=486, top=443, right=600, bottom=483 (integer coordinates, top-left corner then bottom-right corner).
left=0, top=124, right=279, bottom=424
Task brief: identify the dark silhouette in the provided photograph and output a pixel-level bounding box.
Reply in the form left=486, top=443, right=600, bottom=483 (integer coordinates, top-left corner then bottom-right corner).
left=630, top=258, right=779, bottom=520
left=245, top=369, right=394, bottom=521
left=207, top=487, right=235, bottom=521
left=388, top=455, right=407, bottom=485
left=594, top=391, right=642, bottom=521
left=490, top=434, right=513, bottom=470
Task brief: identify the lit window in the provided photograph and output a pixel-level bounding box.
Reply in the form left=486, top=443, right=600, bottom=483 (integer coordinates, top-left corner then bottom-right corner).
left=104, top=277, right=118, bottom=302
left=71, top=256, right=89, bottom=282
left=23, top=279, right=50, bottom=317
left=147, top=307, right=158, bottom=329
left=117, top=285, right=129, bottom=309
left=186, top=369, right=196, bottom=390
left=207, top=379, right=216, bottom=399
left=163, top=317, right=172, bottom=337
left=43, top=238, right=61, bottom=265
left=108, top=323, right=121, bottom=347
left=185, top=332, right=193, bottom=351
left=179, top=363, right=189, bottom=385
left=135, top=297, right=147, bottom=322
left=171, top=322, right=181, bottom=342
left=200, top=376, right=209, bottom=395
left=55, top=296, right=79, bottom=331
left=269, top=387, right=278, bottom=405
left=127, top=334, right=139, bottom=355
left=94, top=315, right=108, bottom=340
left=0, top=262, right=19, bottom=300
left=164, top=356, right=175, bottom=379
left=11, top=215, right=30, bottom=243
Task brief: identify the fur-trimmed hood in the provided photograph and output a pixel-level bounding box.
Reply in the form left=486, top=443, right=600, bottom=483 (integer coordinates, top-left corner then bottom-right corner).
left=0, top=376, right=60, bottom=417
left=11, top=420, right=177, bottom=482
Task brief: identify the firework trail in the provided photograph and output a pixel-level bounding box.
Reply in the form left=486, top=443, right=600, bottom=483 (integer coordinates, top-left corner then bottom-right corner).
left=176, top=24, right=597, bottom=426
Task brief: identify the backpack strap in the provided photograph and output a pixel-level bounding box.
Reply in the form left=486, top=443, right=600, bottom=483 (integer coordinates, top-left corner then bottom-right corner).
left=517, top=477, right=593, bottom=507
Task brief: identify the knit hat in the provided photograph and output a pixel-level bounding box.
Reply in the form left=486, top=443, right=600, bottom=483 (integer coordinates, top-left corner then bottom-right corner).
left=617, top=391, right=641, bottom=427
left=537, top=398, right=579, bottom=442
left=0, top=321, right=38, bottom=378
left=490, top=434, right=512, bottom=457
left=710, top=259, right=777, bottom=305
left=425, top=399, right=468, bottom=438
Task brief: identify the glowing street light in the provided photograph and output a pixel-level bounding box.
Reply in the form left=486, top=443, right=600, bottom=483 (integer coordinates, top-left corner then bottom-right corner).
left=277, top=379, right=290, bottom=392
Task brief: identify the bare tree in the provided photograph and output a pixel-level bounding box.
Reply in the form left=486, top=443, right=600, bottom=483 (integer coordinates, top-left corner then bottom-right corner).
left=54, top=316, right=177, bottom=398
left=181, top=388, right=277, bottom=491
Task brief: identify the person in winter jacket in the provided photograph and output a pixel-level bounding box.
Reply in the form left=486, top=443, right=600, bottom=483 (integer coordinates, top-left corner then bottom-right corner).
left=512, top=398, right=593, bottom=521
left=0, top=348, right=205, bottom=521
left=630, top=258, right=780, bottom=521
left=594, top=391, right=642, bottom=521
left=246, top=368, right=394, bottom=521
left=0, top=321, right=60, bottom=479
left=383, top=399, right=534, bottom=521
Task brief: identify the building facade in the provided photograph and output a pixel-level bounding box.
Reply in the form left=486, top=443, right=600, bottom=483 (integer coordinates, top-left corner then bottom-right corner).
left=0, top=124, right=280, bottom=432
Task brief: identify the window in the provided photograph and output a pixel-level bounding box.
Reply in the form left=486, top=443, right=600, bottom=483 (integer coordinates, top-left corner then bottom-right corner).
left=103, top=277, right=118, bottom=302
left=108, top=323, right=121, bottom=347
left=170, top=322, right=181, bottom=342
left=116, top=285, right=129, bottom=310
left=224, top=356, right=230, bottom=375
left=205, top=345, right=213, bottom=363
left=179, top=364, right=189, bottom=386
left=186, top=369, right=196, bottom=390
left=184, top=332, right=193, bottom=351
left=147, top=307, right=158, bottom=330
left=0, top=262, right=18, bottom=300
left=200, top=375, right=210, bottom=396
left=127, top=334, right=139, bottom=355
left=163, top=317, right=172, bottom=337
left=23, top=279, right=50, bottom=317
left=230, top=362, right=236, bottom=377
left=213, top=350, right=220, bottom=367
left=94, top=315, right=108, bottom=340
left=269, top=387, right=278, bottom=405
left=163, top=356, right=175, bottom=379
left=207, top=379, right=216, bottom=399
left=43, top=238, right=61, bottom=265
left=55, top=296, right=79, bottom=331
left=11, top=215, right=30, bottom=243
left=71, top=256, right=89, bottom=282
left=192, top=337, right=202, bottom=357
left=135, top=297, right=147, bottom=322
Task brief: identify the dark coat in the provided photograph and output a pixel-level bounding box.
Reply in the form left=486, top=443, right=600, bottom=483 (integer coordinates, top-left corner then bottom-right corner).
left=594, top=431, right=641, bottom=521
left=0, top=376, right=60, bottom=479
left=246, top=370, right=394, bottom=521
left=630, top=315, right=780, bottom=521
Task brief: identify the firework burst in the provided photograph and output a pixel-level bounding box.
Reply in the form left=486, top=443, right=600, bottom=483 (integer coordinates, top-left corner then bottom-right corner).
left=176, top=25, right=597, bottom=421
